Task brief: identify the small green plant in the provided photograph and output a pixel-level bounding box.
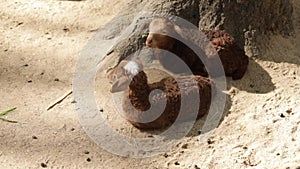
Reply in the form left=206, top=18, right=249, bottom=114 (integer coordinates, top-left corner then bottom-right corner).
left=0, top=108, right=18, bottom=123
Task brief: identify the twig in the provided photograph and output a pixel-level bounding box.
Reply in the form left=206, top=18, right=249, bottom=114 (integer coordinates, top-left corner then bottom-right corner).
left=47, top=90, right=73, bottom=111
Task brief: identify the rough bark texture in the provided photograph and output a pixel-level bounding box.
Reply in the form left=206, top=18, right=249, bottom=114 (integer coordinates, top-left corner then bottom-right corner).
left=116, top=0, right=200, bottom=58
left=101, top=0, right=294, bottom=72
left=120, top=0, right=200, bottom=26
left=199, top=0, right=294, bottom=56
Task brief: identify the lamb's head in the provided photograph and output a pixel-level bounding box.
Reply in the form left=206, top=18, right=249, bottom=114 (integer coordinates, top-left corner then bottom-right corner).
left=146, top=17, right=182, bottom=50
left=109, top=60, right=143, bottom=93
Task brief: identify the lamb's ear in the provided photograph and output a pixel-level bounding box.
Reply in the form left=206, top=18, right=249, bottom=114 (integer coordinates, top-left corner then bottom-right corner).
left=107, top=60, right=129, bottom=82
left=110, top=76, right=131, bottom=93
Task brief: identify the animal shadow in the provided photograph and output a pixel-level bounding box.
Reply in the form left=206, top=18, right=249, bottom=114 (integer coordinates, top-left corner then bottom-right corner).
left=187, top=92, right=232, bottom=137
left=227, top=58, right=276, bottom=94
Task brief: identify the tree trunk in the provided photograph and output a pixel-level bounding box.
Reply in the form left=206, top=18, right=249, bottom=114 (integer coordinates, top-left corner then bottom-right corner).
left=199, top=0, right=294, bottom=56
left=99, top=0, right=294, bottom=72
left=99, top=0, right=200, bottom=72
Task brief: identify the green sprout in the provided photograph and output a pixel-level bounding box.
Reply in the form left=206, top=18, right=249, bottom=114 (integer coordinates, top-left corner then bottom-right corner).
left=0, top=108, right=18, bottom=123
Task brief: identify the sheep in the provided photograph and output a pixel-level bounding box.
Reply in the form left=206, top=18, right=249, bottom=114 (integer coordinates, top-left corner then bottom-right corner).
left=108, top=59, right=215, bottom=130
left=145, top=17, right=209, bottom=77
left=146, top=17, right=249, bottom=80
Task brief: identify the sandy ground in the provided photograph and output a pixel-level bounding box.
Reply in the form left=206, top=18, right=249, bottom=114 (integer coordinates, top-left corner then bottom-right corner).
left=0, top=0, right=300, bottom=169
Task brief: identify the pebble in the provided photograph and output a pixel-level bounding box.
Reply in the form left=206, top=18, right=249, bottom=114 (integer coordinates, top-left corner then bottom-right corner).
left=207, top=139, right=215, bottom=145
left=286, top=108, right=292, bottom=114
left=194, top=165, right=201, bottom=169
left=41, top=163, right=47, bottom=168
left=174, top=162, right=180, bottom=165
left=181, top=144, right=188, bottom=149
left=63, top=27, right=70, bottom=32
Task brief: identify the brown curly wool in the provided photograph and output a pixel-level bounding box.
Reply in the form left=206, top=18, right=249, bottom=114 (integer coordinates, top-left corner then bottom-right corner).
left=109, top=60, right=215, bottom=130
left=146, top=17, right=249, bottom=80
left=201, top=30, right=249, bottom=80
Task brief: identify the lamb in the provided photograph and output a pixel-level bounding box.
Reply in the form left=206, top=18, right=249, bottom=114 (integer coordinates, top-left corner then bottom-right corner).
left=108, top=59, right=215, bottom=130
left=145, top=17, right=208, bottom=77
left=146, top=17, right=249, bottom=80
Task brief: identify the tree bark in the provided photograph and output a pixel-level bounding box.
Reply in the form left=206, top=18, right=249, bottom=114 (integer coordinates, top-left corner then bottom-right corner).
left=99, top=0, right=294, bottom=72
left=100, top=0, right=200, bottom=72
left=199, top=0, right=294, bottom=56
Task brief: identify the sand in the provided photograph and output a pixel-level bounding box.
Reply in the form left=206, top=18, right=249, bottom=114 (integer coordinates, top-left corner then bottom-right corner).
left=0, top=0, right=299, bottom=168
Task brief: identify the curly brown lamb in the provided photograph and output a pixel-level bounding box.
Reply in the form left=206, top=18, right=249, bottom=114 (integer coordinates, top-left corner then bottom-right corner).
left=109, top=59, right=215, bottom=130
left=146, top=17, right=208, bottom=77
left=146, top=17, right=249, bottom=80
